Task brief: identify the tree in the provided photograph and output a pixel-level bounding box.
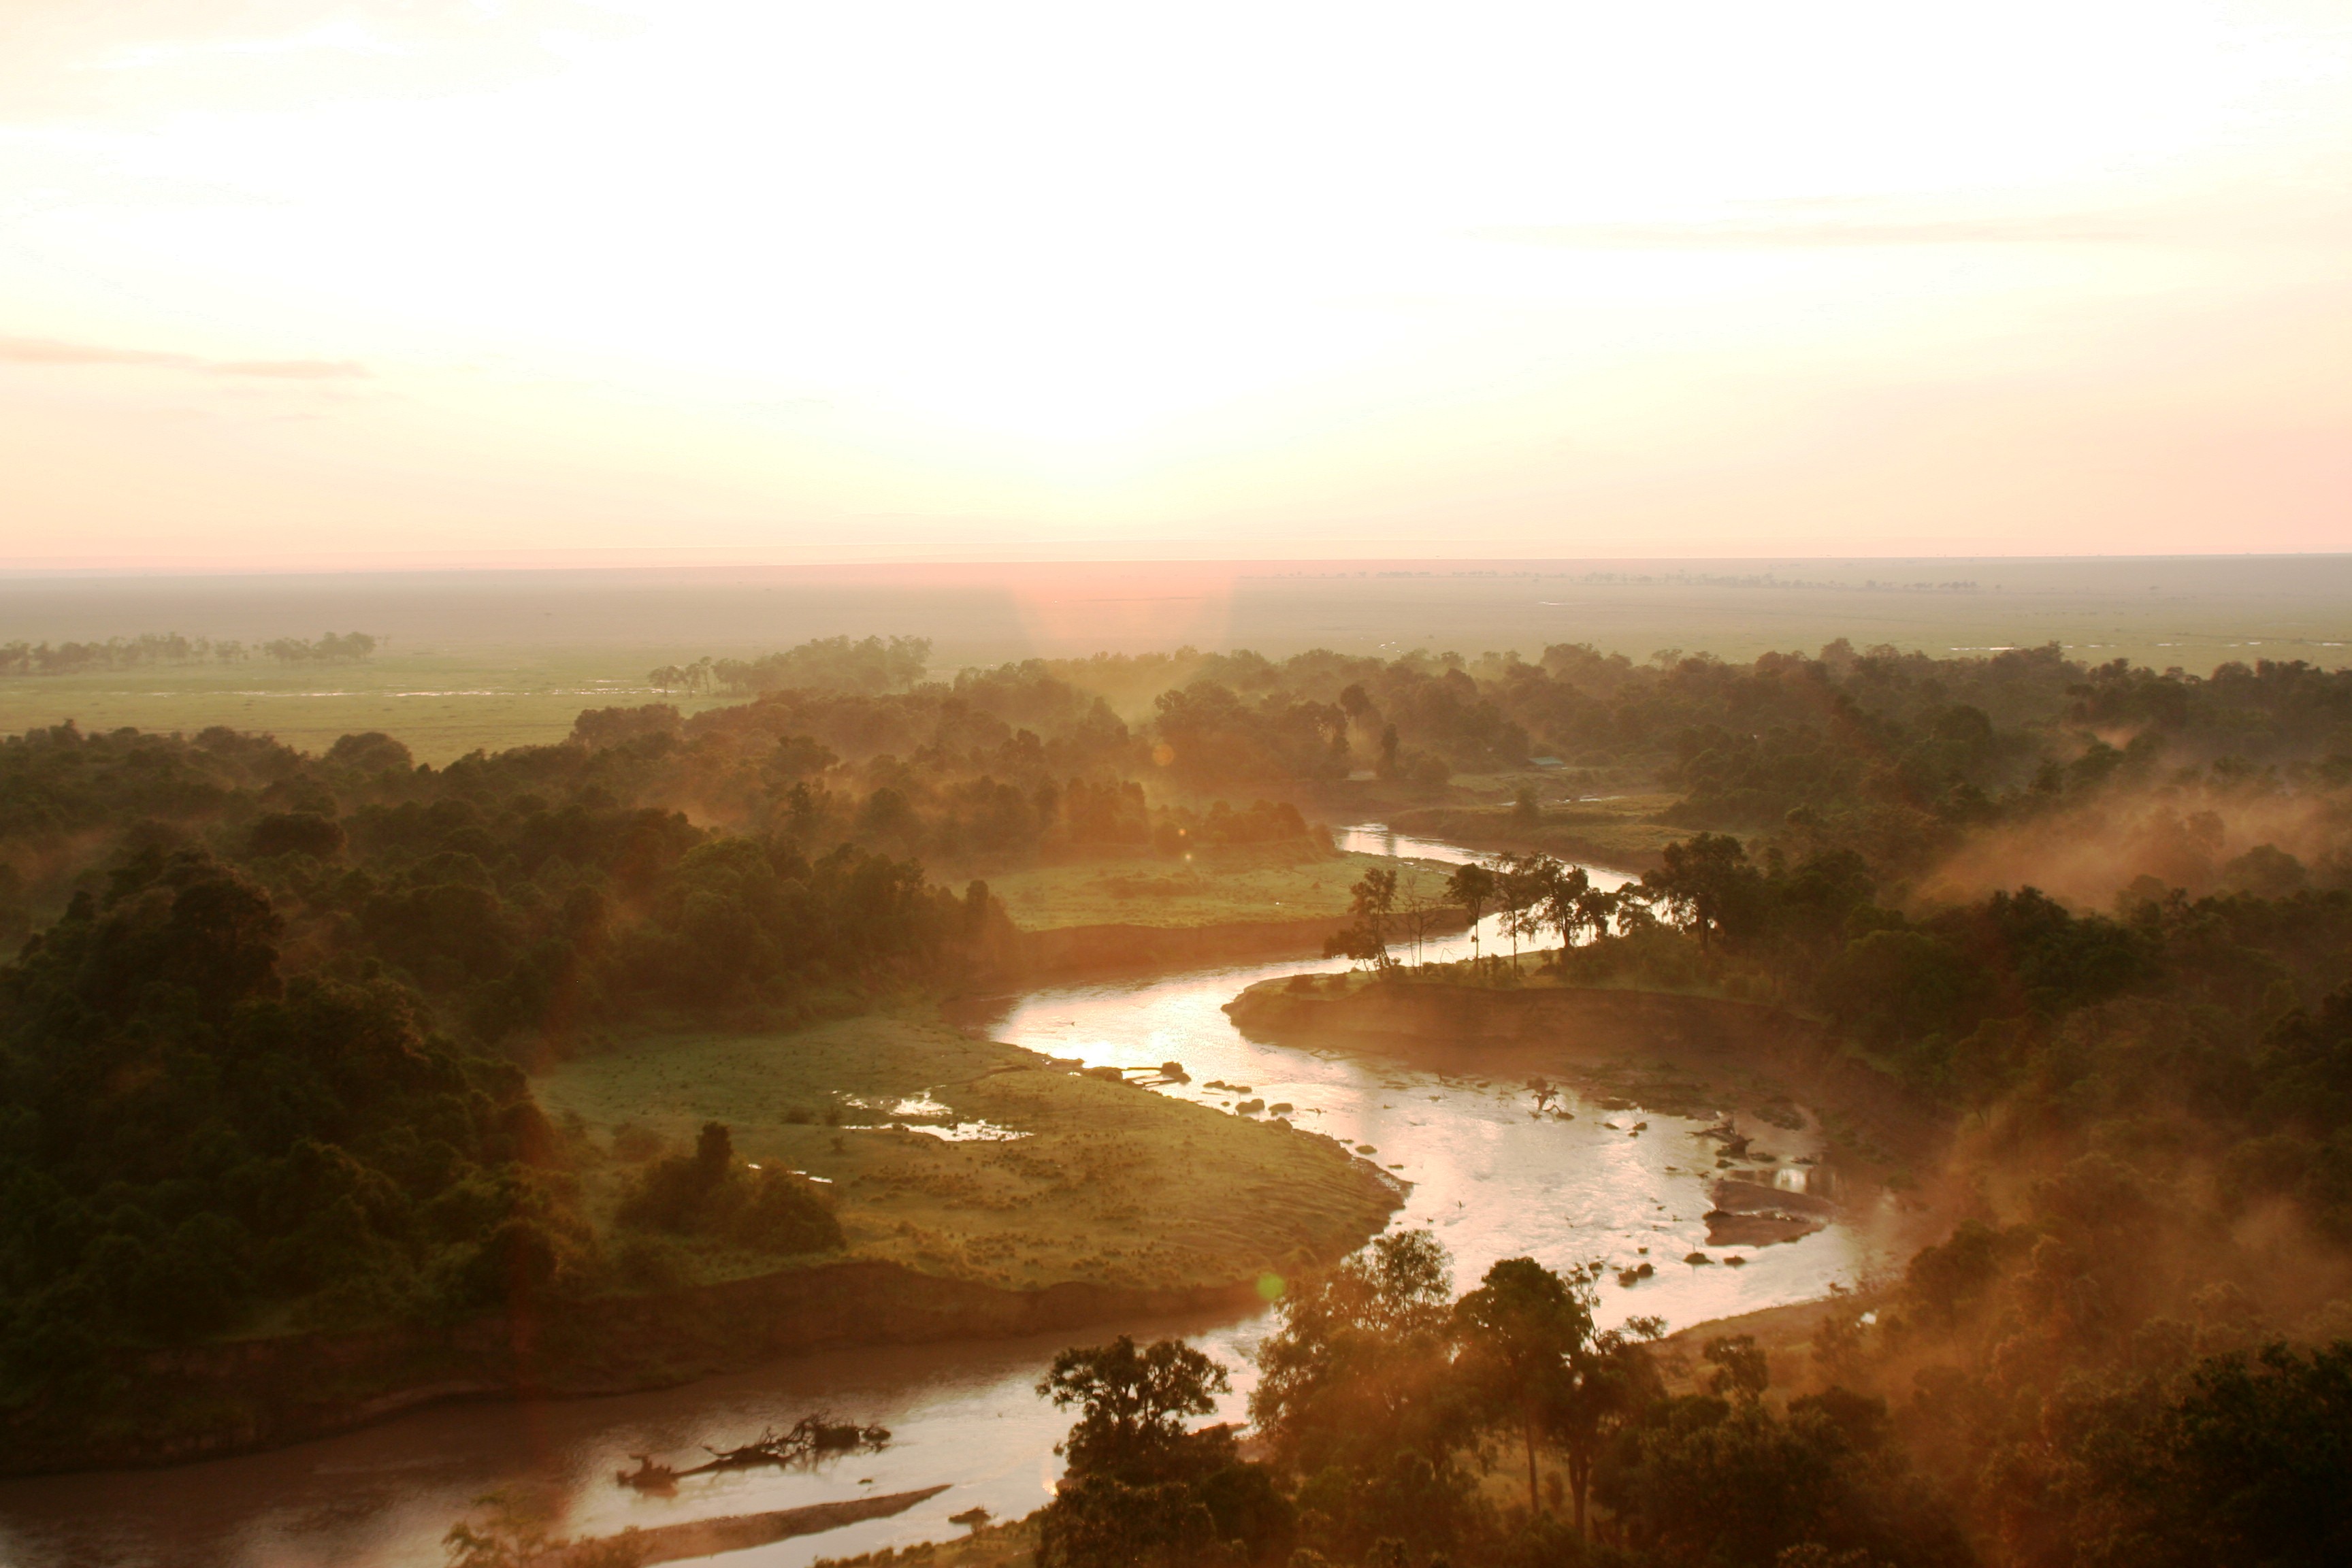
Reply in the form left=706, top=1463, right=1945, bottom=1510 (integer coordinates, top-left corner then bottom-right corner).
left=1553, top=1318, right=1665, bottom=1537
left=1705, top=1334, right=1771, bottom=1402
left=2077, top=1341, right=2352, bottom=1568
left=1496, top=854, right=1561, bottom=972
left=1039, top=1335, right=1230, bottom=1483
left=1641, top=833, right=1761, bottom=953
left=1324, top=867, right=1399, bottom=969
left=1036, top=1477, right=1218, bottom=1568
left=1599, top=1396, right=1842, bottom=1567
left=1539, top=861, right=1595, bottom=953
left=1036, top=1337, right=1296, bottom=1568
left=1445, top=862, right=1497, bottom=966
left=1396, top=866, right=1446, bottom=968
left=1251, top=1230, right=1461, bottom=1475
left=1454, top=1256, right=1592, bottom=1517
left=1600, top=1388, right=1955, bottom=1568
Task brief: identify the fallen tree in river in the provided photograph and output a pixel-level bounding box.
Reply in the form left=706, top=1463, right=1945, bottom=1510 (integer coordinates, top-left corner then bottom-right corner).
left=615, top=1414, right=891, bottom=1491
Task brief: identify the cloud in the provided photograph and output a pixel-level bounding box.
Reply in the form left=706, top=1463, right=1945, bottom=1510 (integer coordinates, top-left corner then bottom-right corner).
left=0, top=2, right=633, bottom=124
left=0, top=334, right=365, bottom=379
left=1474, top=194, right=2352, bottom=252
left=1474, top=215, right=2159, bottom=250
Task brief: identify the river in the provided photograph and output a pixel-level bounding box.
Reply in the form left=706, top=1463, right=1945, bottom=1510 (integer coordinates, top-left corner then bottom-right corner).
left=0, top=828, right=1927, bottom=1568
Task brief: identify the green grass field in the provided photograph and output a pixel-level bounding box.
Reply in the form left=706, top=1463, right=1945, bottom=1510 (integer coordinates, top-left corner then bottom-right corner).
left=0, top=651, right=738, bottom=765
left=980, top=843, right=1405, bottom=931
left=5, top=555, right=2345, bottom=764
left=536, top=1013, right=1399, bottom=1294
left=1387, top=794, right=1686, bottom=868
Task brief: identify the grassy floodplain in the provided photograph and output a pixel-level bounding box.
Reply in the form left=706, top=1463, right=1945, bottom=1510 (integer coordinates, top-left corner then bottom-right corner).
left=980, top=842, right=1409, bottom=931
left=1384, top=792, right=1686, bottom=868
left=536, top=1013, right=1400, bottom=1294
left=0, top=650, right=734, bottom=765
left=5, top=554, right=2347, bottom=764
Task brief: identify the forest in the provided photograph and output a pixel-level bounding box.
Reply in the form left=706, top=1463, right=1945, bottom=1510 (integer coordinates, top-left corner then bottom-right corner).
left=1004, top=1232, right=2343, bottom=1568
left=0, top=632, right=2347, bottom=1564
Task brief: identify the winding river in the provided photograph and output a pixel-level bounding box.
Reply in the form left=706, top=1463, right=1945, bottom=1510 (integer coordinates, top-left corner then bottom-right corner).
left=0, top=829, right=1927, bottom=1568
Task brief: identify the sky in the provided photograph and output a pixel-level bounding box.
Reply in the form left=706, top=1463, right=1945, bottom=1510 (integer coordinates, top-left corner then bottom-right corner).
left=1, top=1, right=2349, bottom=568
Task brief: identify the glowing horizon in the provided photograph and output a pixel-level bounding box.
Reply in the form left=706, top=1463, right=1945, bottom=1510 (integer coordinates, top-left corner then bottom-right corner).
left=3, top=1, right=2348, bottom=565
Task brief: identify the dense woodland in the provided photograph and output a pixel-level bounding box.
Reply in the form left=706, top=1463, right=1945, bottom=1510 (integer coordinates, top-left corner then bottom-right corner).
left=613, top=636, right=2352, bottom=897
left=2, top=633, right=2350, bottom=1561
left=1274, top=846, right=2352, bottom=1565
left=1017, top=1235, right=2345, bottom=1568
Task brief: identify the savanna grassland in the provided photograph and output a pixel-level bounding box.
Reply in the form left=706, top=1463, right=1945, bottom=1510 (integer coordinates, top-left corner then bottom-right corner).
left=3, top=555, right=2347, bottom=764
left=0, top=647, right=738, bottom=764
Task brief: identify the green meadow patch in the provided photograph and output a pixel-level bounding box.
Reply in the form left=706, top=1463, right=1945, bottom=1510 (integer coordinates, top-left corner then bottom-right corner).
left=537, top=1013, right=1399, bottom=1294
left=981, top=844, right=1405, bottom=932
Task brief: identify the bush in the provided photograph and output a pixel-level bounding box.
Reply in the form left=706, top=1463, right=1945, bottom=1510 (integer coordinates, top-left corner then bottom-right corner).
left=617, top=1122, right=842, bottom=1256
left=730, top=1168, right=844, bottom=1254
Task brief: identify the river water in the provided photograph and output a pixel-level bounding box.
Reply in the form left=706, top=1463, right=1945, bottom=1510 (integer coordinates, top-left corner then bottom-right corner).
left=0, top=829, right=1925, bottom=1568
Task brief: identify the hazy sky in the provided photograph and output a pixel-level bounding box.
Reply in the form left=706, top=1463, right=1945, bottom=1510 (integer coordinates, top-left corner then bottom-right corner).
left=3, top=1, right=2349, bottom=566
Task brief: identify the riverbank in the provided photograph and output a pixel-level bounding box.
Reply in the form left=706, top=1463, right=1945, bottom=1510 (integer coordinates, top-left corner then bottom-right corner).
left=1383, top=797, right=1683, bottom=871
left=5, top=1015, right=1400, bottom=1477
left=1650, top=1290, right=1888, bottom=1400
left=538, top=1485, right=953, bottom=1568
left=5, top=1251, right=1307, bottom=1481
left=983, top=845, right=1465, bottom=979
left=1223, top=973, right=1946, bottom=1183
left=1001, top=909, right=1473, bottom=979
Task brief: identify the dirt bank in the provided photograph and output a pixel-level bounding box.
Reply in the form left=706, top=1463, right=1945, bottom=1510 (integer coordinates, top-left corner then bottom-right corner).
left=1382, top=803, right=1677, bottom=872
left=1223, top=978, right=1946, bottom=1175
left=1650, top=1290, right=1887, bottom=1399
left=539, top=1485, right=952, bottom=1567
left=1001, top=909, right=1467, bottom=981
left=1, top=1259, right=1277, bottom=1479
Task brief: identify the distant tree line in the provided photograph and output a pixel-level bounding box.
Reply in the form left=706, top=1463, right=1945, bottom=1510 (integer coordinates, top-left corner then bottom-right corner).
left=0, top=631, right=378, bottom=675
left=593, top=634, right=2352, bottom=898
left=649, top=634, right=932, bottom=697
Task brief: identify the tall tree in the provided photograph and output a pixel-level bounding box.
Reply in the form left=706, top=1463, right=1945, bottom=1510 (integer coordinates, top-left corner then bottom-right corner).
left=1324, top=866, right=1399, bottom=969
left=1250, top=1230, right=1460, bottom=1475
left=1554, top=1318, right=1665, bottom=1537
left=1038, top=1335, right=1230, bottom=1483
left=1640, top=833, right=1760, bottom=953
left=1454, top=1256, right=1592, bottom=1517
left=1539, top=860, right=1595, bottom=953
left=1445, top=862, right=1497, bottom=966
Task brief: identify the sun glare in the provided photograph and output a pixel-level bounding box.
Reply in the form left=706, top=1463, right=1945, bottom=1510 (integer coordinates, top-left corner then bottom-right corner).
left=1, top=1, right=2347, bottom=557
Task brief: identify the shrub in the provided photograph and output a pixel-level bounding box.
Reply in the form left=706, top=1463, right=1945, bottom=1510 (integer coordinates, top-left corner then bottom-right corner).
left=617, top=1122, right=842, bottom=1256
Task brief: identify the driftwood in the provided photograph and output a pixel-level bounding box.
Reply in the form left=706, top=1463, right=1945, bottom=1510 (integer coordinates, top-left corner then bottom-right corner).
left=617, top=1414, right=892, bottom=1492
left=536, top=1485, right=951, bottom=1568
